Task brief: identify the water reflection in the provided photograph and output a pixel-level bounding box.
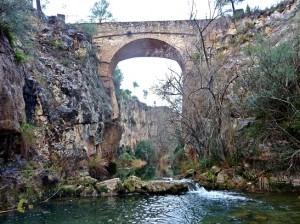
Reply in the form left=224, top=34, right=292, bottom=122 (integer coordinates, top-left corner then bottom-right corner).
left=0, top=188, right=299, bottom=224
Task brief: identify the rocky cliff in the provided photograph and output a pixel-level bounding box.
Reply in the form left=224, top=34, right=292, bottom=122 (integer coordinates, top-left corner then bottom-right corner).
left=22, top=17, right=120, bottom=171
left=120, top=99, right=177, bottom=152
left=119, top=98, right=179, bottom=176
left=0, top=15, right=122, bottom=209
left=0, top=33, right=26, bottom=160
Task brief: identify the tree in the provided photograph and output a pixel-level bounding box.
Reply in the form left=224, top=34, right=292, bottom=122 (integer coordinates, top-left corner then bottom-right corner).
left=113, top=67, right=124, bottom=99
left=143, top=90, right=149, bottom=99
left=245, top=4, right=251, bottom=15
left=33, top=0, right=48, bottom=18
left=0, top=0, right=32, bottom=36
left=133, top=81, right=139, bottom=88
left=218, top=0, right=245, bottom=15
left=135, top=140, right=155, bottom=164
left=155, top=0, right=240, bottom=162
left=36, top=0, right=42, bottom=16
left=90, top=0, right=112, bottom=23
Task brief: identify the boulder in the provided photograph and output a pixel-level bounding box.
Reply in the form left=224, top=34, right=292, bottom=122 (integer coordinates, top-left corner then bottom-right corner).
left=216, top=170, right=230, bottom=185
left=123, top=176, right=144, bottom=193
left=59, top=185, right=80, bottom=197
left=95, top=178, right=123, bottom=196
left=122, top=176, right=188, bottom=194
left=183, top=169, right=195, bottom=178
left=144, top=180, right=189, bottom=194
left=78, top=175, right=97, bottom=186
left=80, top=186, right=98, bottom=197
left=211, top=166, right=221, bottom=174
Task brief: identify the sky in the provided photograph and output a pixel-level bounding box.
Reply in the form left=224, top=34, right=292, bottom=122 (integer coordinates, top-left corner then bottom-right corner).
left=44, top=0, right=282, bottom=106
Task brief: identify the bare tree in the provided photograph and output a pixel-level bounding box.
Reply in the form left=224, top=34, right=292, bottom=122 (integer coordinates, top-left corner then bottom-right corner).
left=155, top=0, right=239, bottom=161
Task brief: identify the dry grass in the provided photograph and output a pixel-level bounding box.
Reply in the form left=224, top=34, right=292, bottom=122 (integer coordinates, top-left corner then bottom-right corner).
left=131, top=159, right=147, bottom=169
left=88, top=155, right=109, bottom=180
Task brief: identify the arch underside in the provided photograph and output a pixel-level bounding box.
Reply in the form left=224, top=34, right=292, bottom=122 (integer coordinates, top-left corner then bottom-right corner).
left=110, top=38, right=184, bottom=72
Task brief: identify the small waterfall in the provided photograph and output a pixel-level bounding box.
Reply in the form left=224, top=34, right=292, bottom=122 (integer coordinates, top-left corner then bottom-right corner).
left=186, top=180, right=205, bottom=192
left=159, top=178, right=249, bottom=201
left=183, top=179, right=250, bottom=201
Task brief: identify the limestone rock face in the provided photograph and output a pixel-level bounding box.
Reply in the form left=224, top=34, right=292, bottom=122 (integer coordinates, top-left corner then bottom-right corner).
left=0, top=16, right=120, bottom=209
left=0, top=35, right=26, bottom=158
left=120, top=99, right=176, bottom=151
left=19, top=18, right=118, bottom=174
left=0, top=37, right=25, bottom=132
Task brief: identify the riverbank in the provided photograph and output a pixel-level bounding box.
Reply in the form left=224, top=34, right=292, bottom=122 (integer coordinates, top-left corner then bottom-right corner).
left=189, top=166, right=300, bottom=193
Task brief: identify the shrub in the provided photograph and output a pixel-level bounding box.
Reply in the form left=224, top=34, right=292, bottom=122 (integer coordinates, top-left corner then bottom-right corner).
left=134, top=140, right=155, bottom=164
left=15, top=49, right=28, bottom=63
left=88, top=155, right=109, bottom=180
left=20, top=122, right=35, bottom=146
left=171, top=145, right=186, bottom=175
left=113, top=67, right=124, bottom=100
left=240, top=34, right=300, bottom=170
left=116, top=148, right=150, bottom=179
left=244, top=38, right=299, bottom=136
left=76, top=23, right=97, bottom=38
left=131, top=159, right=147, bottom=169
left=134, top=165, right=155, bottom=180
left=0, top=0, right=31, bottom=38
left=119, top=152, right=135, bottom=161
left=48, top=39, right=64, bottom=50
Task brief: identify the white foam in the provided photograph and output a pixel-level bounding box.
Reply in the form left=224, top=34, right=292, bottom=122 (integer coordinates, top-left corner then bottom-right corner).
left=188, top=183, right=249, bottom=201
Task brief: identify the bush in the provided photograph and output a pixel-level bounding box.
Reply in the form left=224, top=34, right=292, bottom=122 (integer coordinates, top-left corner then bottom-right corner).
left=113, top=67, right=124, bottom=100
left=15, top=49, right=28, bottom=63
left=116, top=142, right=154, bottom=180
left=244, top=38, right=299, bottom=136
left=76, top=23, right=97, bottom=38
left=119, top=152, right=135, bottom=161
left=0, top=0, right=31, bottom=38
left=240, top=34, right=300, bottom=170
left=134, top=165, right=155, bottom=180
left=171, top=145, right=186, bottom=175
left=135, top=140, right=155, bottom=164
left=88, top=155, right=109, bottom=180
left=20, top=122, right=35, bottom=146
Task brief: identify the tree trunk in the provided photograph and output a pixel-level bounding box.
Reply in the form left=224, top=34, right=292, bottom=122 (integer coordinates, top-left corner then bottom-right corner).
left=230, top=0, right=236, bottom=15
left=36, top=0, right=42, bottom=17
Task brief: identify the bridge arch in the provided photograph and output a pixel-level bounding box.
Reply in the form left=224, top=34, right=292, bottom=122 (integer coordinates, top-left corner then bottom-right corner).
left=93, top=20, right=199, bottom=119
left=110, top=38, right=184, bottom=73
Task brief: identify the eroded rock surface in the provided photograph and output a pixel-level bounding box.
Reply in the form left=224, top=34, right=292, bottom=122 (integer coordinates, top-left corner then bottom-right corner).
left=123, top=176, right=189, bottom=194
left=0, top=35, right=26, bottom=159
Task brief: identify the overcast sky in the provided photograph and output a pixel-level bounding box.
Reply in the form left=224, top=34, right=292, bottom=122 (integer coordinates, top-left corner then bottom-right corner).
left=44, top=0, right=281, bottom=106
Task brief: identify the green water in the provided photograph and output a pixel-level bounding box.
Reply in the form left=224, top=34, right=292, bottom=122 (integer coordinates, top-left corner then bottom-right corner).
left=0, top=188, right=299, bottom=224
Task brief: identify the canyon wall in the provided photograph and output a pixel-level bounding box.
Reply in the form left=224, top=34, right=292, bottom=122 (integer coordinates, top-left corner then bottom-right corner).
left=119, top=98, right=178, bottom=153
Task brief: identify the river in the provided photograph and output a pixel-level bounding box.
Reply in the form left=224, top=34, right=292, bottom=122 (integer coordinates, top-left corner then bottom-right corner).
left=0, top=183, right=299, bottom=224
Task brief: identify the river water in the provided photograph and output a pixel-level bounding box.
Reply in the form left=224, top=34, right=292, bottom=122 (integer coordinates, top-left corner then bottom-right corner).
left=0, top=183, right=299, bottom=224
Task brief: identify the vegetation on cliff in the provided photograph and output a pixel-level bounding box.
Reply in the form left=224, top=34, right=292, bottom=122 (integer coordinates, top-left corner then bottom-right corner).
left=155, top=0, right=300, bottom=191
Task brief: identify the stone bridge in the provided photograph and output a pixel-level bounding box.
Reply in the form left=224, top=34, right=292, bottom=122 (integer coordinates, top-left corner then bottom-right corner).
left=93, top=20, right=227, bottom=119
